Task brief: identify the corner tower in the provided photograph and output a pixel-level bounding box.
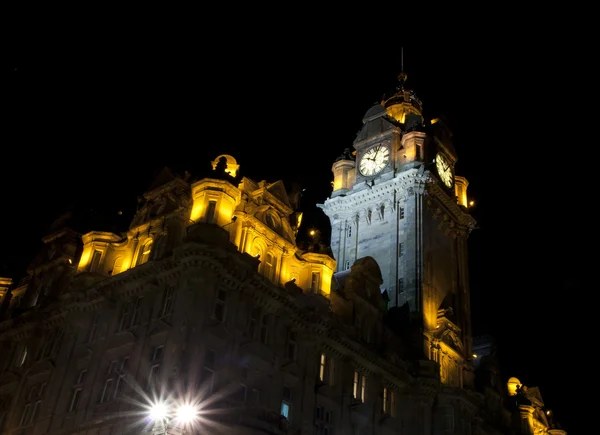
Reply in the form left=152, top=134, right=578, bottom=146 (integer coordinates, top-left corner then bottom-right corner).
left=318, top=72, right=477, bottom=386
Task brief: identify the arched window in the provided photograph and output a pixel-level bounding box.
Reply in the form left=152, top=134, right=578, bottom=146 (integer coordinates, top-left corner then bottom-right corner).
left=112, top=257, right=123, bottom=275
left=137, top=240, right=153, bottom=266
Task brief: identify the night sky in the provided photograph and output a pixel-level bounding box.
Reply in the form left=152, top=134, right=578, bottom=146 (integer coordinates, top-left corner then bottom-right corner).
left=4, top=32, right=585, bottom=433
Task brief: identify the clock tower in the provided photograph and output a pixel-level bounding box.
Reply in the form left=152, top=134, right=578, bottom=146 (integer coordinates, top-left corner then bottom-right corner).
left=318, top=72, right=477, bottom=382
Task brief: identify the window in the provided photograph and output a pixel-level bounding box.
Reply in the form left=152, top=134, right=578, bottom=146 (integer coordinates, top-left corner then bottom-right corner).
left=115, top=357, right=129, bottom=398
left=259, top=314, right=269, bottom=344
left=286, top=329, right=297, bottom=360
left=264, top=252, right=275, bottom=280
left=206, top=200, right=217, bottom=224
left=347, top=225, right=352, bottom=238
left=399, top=207, right=405, bottom=219
left=281, top=385, right=291, bottom=419
left=382, top=387, right=390, bottom=414
left=160, top=286, right=176, bottom=318
left=111, top=257, right=124, bottom=275
left=88, top=314, right=100, bottom=343
left=352, top=371, right=366, bottom=402
left=248, top=307, right=260, bottom=338
left=38, top=327, right=64, bottom=360
left=100, top=357, right=127, bottom=404
left=398, top=242, right=404, bottom=257
left=202, top=349, right=216, bottom=395
left=345, top=261, right=350, bottom=270
left=130, top=297, right=143, bottom=327
left=68, top=369, right=87, bottom=412
left=315, top=406, right=333, bottom=435
left=311, top=272, right=321, bottom=294
left=15, top=343, right=27, bottom=368
left=118, top=301, right=132, bottom=332
left=20, top=383, right=45, bottom=427
left=147, top=346, right=164, bottom=391
left=137, top=240, right=153, bottom=266
left=319, top=353, right=334, bottom=385
left=213, top=289, right=227, bottom=322
left=90, top=250, right=102, bottom=272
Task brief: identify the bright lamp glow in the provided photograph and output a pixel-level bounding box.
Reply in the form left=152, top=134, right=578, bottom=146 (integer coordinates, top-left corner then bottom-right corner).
left=176, top=404, right=198, bottom=423
left=149, top=402, right=168, bottom=421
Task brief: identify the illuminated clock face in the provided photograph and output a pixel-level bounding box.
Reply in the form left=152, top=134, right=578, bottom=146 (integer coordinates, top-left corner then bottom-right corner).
left=435, top=153, right=454, bottom=188
left=359, top=144, right=390, bottom=176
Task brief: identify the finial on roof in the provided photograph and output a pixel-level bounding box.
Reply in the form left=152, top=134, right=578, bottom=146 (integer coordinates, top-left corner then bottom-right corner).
left=398, top=46, right=407, bottom=88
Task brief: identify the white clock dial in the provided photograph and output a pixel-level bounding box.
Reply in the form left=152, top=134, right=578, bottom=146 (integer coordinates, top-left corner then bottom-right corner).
left=359, top=145, right=390, bottom=176
left=435, top=153, right=454, bottom=188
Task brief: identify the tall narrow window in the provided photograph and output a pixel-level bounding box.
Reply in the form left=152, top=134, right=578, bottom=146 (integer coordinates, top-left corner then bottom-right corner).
left=345, top=260, right=350, bottom=270
left=115, top=357, right=129, bottom=398
left=311, top=272, right=321, bottom=294
left=399, top=207, right=405, bottom=219
left=260, top=314, right=269, bottom=344
left=147, top=345, right=164, bottom=391
left=248, top=307, right=260, bottom=338
left=160, top=286, right=176, bottom=318
left=286, top=329, right=297, bottom=360
left=347, top=225, right=352, bottom=238
left=20, top=383, right=45, bottom=426
left=383, top=387, right=389, bottom=413
left=88, top=314, right=100, bottom=343
left=118, top=302, right=132, bottom=332
left=112, top=257, right=124, bottom=275
left=319, top=353, right=327, bottom=382
left=353, top=371, right=366, bottom=402
left=90, top=250, right=102, bottom=272
left=131, top=297, right=143, bottom=327
left=416, top=144, right=421, bottom=160
left=281, top=385, right=292, bottom=419
left=319, top=354, right=334, bottom=385
left=15, top=343, right=27, bottom=368
left=398, top=242, right=404, bottom=257
left=206, top=200, right=217, bottom=224
left=315, top=406, right=333, bottom=435
left=264, top=253, right=275, bottom=280
left=69, top=369, right=87, bottom=412
left=213, top=289, right=227, bottom=322
left=137, top=240, right=153, bottom=266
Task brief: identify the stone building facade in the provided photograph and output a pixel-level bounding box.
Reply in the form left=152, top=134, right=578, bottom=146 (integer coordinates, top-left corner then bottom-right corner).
left=0, top=74, right=566, bottom=434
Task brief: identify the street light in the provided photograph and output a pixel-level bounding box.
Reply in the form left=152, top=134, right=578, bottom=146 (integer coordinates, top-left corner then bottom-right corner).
left=148, top=400, right=199, bottom=434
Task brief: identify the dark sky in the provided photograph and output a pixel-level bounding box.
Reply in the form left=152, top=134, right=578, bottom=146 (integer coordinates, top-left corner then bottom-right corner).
left=3, top=31, right=586, bottom=433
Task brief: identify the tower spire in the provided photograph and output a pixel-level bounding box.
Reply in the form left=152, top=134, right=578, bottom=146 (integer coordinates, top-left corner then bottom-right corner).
left=398, top=47, right=407, bottom=88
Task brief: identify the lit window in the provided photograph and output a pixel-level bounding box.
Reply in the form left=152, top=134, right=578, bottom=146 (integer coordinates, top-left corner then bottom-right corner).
left=111, top=257, right=123, bottom=275
left=137, top=240, right=153, bottom=266
left=353, top=371, right=366, bottom=402
left=319, top=354, right=335, bottom=385
left=264, top=253, right=275, bottom=280
left=311, top=272, right=321, bottom=294
left=206, top=200, right=217, bottom=224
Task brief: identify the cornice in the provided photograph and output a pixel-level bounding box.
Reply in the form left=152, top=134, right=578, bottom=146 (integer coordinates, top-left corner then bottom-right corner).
left=318, top=168, right=431, bottom=221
